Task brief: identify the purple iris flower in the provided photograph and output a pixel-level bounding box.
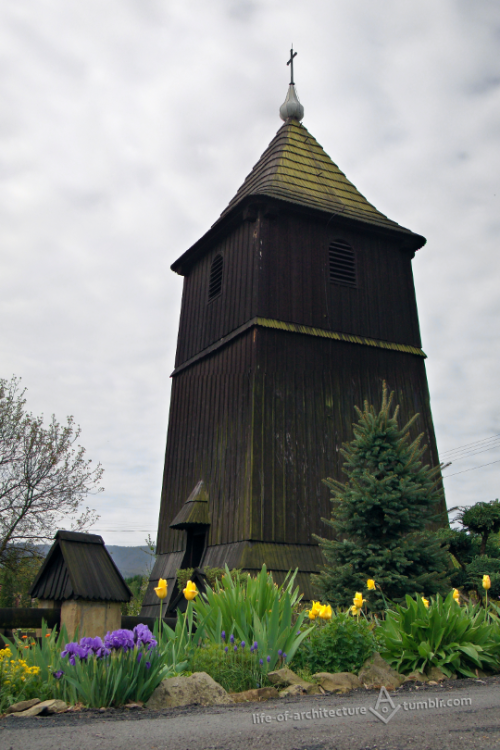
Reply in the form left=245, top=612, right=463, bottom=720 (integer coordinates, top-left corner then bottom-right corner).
left=79, top=636, right=111, bottom=659
left=61, top=642, right=88, bottom=663
left=241, top=641, right=245, bottom=648
left=234, top=645, right=238, bottom=652
left=53, top=670, right=64, bottom=679
left=266, top=656, right=271, bottom=663
left=253, top=641, right=258, bottom=650
left=133, top=624, right=157, bottom=650
left=146, top=662, right=151, bottom=670
left=259, top=658, right=264, bottom=666
left=278, top=649, right=282, bottom=657
left=221, top=631, right=226, bottom=640
left=230, top=634, right=234, bottom=644
left=104, top=629, right=135, bottom=652
left=224, top=646, right=228, bottom=653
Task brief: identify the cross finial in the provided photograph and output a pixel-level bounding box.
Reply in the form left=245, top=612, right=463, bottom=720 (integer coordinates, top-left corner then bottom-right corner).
left=287, top=46, right=297, bottom=86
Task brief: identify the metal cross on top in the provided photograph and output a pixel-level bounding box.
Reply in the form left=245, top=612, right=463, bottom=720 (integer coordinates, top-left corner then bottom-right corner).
left=287, top=46, right=297, bottom=86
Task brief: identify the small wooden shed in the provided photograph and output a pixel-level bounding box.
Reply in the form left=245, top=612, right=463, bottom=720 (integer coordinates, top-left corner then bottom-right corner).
left=29, top=530, right=132, bottom=639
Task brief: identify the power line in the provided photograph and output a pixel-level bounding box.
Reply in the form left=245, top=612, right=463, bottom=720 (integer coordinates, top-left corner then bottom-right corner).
left=443, top=442, right=500, bottom=464
left=440, top=433, right=500, bottom=457
left=442, top=457, right=500, bottom=479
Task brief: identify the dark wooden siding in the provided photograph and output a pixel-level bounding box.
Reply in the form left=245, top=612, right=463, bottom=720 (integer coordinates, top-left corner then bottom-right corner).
left=157, top=324, right=443, bottom=560
left=248, top=327, right=443, bottom=546
left=174, top=205, right=422, bottom=372
left=157, top=330, right=256, bottom=556
left=174, top=219, right=260, bottom=367
left=258, top=209, right=422, bottom=347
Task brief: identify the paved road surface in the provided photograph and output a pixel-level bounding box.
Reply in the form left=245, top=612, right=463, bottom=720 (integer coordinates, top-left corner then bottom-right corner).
left=1, top=678, right=499, bottom=750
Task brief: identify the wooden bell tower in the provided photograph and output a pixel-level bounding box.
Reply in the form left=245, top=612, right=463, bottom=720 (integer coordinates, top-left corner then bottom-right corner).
left=142, top=55, right=445, bottom=615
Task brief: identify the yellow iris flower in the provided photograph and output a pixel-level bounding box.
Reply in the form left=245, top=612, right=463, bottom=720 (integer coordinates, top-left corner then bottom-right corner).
left=482, top=575, right=491, bottom=591
left=353, top=592, right=364, bottom=609
left=366, top=579, right=376, bottom=590
left=307, top=600, right=322, bottom=620
left=422, top=597, right=429, bottom=608
left=154, top=578, right=168, bottom=600
left=183, top=580, right=198, bottom=600
left=452, top=588, right=460, bottom=604
left=319, top=604, right=333, bottom=620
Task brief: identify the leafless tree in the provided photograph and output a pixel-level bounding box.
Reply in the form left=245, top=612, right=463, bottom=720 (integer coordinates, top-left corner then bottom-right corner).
left=0, top=376, right=103, bottom=564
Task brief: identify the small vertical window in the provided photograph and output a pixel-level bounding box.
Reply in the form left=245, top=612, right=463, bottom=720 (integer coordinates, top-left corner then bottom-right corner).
left=328, top=240, right=357, bottom=287
left=208, top=254, right=224, bottom=301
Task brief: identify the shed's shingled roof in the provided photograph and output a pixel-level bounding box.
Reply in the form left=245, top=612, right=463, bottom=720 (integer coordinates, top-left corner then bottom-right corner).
left=29, top=530, right=132, bottom=603
left=221, top=119, right=414, bottom=234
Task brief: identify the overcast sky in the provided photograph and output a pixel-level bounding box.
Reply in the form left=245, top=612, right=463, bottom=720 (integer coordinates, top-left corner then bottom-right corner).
left=1, top=1, right=499, bottom=546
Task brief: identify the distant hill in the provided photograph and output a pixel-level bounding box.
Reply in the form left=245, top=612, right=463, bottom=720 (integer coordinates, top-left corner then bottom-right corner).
left=106, top=546, right=154, bottom=579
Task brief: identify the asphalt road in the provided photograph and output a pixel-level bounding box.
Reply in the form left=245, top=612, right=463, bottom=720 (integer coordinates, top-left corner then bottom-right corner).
left=1, top=677, right=500, bottom=750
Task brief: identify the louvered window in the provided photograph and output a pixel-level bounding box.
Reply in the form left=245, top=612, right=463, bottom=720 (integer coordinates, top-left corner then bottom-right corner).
left=208, top=254, right=224, bottom=301
left=328, top=240, right=357, bottom=287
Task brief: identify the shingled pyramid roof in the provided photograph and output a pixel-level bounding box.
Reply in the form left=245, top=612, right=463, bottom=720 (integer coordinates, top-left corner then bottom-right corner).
left=220, top=119, right=416, bottom=236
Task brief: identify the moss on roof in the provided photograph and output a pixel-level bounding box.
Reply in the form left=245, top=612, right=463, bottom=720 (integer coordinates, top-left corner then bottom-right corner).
left=220, top=120, right=412, bottom=234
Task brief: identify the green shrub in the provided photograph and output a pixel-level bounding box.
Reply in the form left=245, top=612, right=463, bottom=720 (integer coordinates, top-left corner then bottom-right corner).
left=378, top=592, right=500, bottom=678
left=188, top=642, right=273, bottom=693
left=463, top=557, right=500, bottom=599
left=122, top=575, right=149, bottom=616
left=191, top=565, right=313, bottom=670
left=291, top=612, right=377, bottom=675
left=0, top=643, right=45, bottom=713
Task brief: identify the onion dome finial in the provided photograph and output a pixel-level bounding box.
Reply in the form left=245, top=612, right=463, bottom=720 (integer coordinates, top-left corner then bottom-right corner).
left=279, top=46, right=304, bottom=122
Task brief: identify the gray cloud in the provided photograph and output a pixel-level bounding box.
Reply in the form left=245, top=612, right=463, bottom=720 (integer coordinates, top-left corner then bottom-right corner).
left=1, top=0, right=499, bottom=543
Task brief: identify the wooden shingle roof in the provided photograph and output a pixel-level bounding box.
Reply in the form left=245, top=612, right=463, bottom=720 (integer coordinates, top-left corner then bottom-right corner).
left=29, top=530, right=132, bottom=603
left=170, top=480, right=210, bottom=530
left=172, top=119, right=424, bottom=274
left=220, top=119, right=415, bottom=234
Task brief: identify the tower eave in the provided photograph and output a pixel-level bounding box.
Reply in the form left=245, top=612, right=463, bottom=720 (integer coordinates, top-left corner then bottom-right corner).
left=170, top=194, right=425, bottom=276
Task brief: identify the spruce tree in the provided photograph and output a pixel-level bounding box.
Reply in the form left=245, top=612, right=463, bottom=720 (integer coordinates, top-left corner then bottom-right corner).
left=313, top=384, right=451, bottom=608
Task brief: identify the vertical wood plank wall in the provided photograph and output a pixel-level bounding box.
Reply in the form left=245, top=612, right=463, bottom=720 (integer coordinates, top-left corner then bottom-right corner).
left=152, top=200, right=442, bottom=610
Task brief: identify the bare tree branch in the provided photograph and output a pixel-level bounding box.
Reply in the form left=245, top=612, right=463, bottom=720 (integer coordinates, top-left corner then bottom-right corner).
left=0, top=376, right=103, bottom=563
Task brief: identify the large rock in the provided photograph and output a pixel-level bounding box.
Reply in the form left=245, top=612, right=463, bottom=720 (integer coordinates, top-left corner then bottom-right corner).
left=11, top=700, right=67, bottom=717
left=146, top=672, right=234, bottom=709
left=6, top=698, right=41, bottom=714
left=267, top=668, right=310, bottom=689
left=230, top=687, right=279, bottom=703
left=312, top=672, right=361, bottom=693
left=358, top=653, right=405, bottom=691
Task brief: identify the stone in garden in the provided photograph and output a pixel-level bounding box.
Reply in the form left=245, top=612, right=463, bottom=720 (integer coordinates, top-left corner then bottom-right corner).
left=358, top=653, right=405, bottom=691
left=312, top=672, right=361, bottom=693
left=278, top=683, right=306, bottom=697
left=230, top=687, right=279, bottom=702
left=404, top=671, right=429, bottom=683
left=267, top=667, right=310, bottom=688
left=426, top=667, right=449, bottom=682
left=11, top=700, right=67, bottom=717
left=146, top=672, right=234, bottom=709
left=279, top=683, right=323, bottom=697
left=6, top=698, right=41, bottom=714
